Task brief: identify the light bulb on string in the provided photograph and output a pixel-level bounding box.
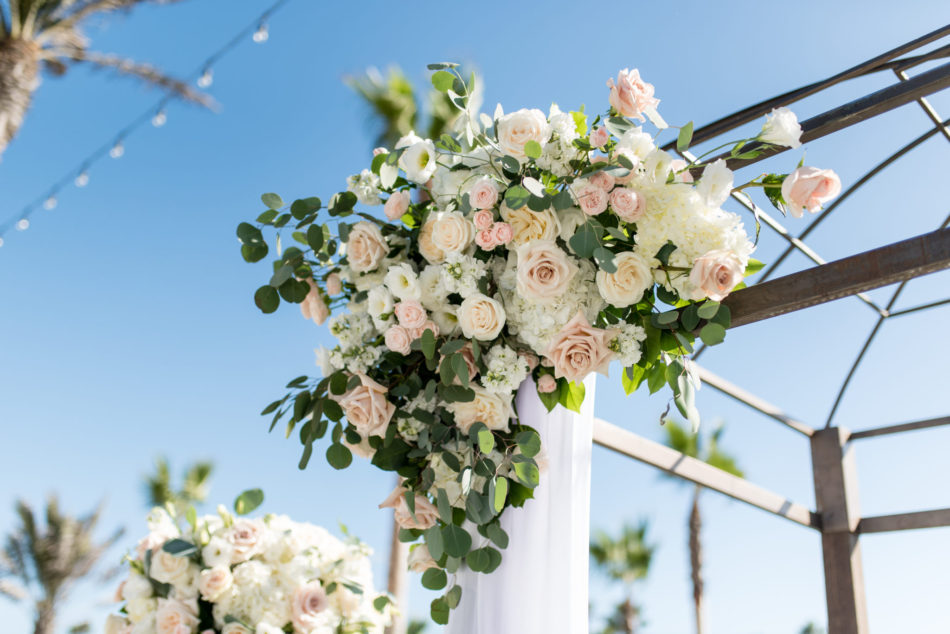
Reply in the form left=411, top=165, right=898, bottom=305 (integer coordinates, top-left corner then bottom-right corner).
left=151, top=110, right=167, bottom=127
left=110, top=141, right=125, bottom=159
left=197, top=68, right=214, bottom=88
left=44, top=196, right=57, bottom=210
left=252, top=22, right=269, bottom=43
left=75, top=171, right=89, bottom=187
left=16, top=219, right=29, bottom=231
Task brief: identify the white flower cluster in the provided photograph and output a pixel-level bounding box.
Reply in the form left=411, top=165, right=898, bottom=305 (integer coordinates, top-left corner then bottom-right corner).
left=107, top=508, right=392, bottom=634
left=608, top=323, right=648, bottom=366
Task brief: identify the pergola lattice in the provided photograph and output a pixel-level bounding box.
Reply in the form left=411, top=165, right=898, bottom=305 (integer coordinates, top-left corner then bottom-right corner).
left=592, top=25, right=950, bottom=634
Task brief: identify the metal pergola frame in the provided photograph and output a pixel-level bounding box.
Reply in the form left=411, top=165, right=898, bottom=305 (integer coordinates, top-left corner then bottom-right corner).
left=593, top=25, right=950, bottom=634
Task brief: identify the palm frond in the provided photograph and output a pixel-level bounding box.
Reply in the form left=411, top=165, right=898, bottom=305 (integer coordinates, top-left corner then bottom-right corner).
left=35, top=0, right=188, bottom=40
left=590, top=521, right=655, bottom=586
left=181, top=461, right=213, bottom=504
left=64, top=50, right=214, bottom=108
left=345, top=66, right=419, bottom=149
left=0, top=579, right=28, bottom=601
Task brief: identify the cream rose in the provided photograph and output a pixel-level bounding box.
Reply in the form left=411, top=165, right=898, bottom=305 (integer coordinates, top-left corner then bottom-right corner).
left=418, top=216, right=445, bottom=263
left=500, top=203, right=560, bottom=246
left=326, top=272, right=343, bottom=295
left=227, top=519, right=263, bottom=563
left=379, top=486, right=439, bottom=530
left=607, top=68, right=659, bottom=122
left=545, top=311, right=614, bottom=384
left=394, top=299, right=426, bottom=329
left=105, top=615, right=132, bottom=634
left=384, top=325, right=412, bottom=355
left=292, top=582, right=330, bottom=633
left=346, top=221, right=387, bottom=273
left=338, top=373, right=395, bottom=438
left=469, top=178, right=500, bottom=210
left=516, top=240, right=578, bottom=302
left=447, top=386, right=512, bottom=433
left=688, top=249, right=745, bottom=301
left=596, top=252, right=653, bottom=308
left=496, top=108, right=551, bottom=160
left=458, top=293, right=506, bottom=341
left=430, top=211, right=474, bottom=256
left=149, top=549, right=192, bottom=587
left=609, top=187, right=646, bottom=222
left=408, top=544, right=439, bottom=573
left=300, top=278, right=329, bottom=325
left=155, top=598, right=198, bottom=634
left=781, top=166, right=842, bottom=218
left=198, top=566, right=233, bottom=602
left=125, top=597, right=156, bottom=624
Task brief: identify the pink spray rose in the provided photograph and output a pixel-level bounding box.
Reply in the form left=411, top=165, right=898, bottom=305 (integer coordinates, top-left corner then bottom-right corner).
left=781, top=167, right=842, bottom=218
left=537, top=374, right=557, bottom=393
left=609, top=188, right=646, bottom=222
left=469, top=178, right=500, bottom=210
left=325, top=272, right=342, bottom=295
left=491, top=222, right=513, bottom=245
left=590, top=126, right=609, bottom=148
left=394, top=299, right=427, bottom=329
left=475, top=229, right=497, bottom=250
left=688, top=249, right=745, bottom=301
left=383, top=190, right=411, bottom=221
left=473, top=209, right=495, bottom=231
left=589, top=170, right=616, bottom=192
left=576, top=184, right=609, bottom=216
left=300, top=278, right=329, bottom=325
left=384, top=325, right=412, bottom=355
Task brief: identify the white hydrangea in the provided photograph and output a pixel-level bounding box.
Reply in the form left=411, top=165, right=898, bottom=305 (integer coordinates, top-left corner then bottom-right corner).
left=536, top=104, right=581, bottom=177
left=609, top=323, right=648, bottom=366
left=440, top=252, right=488, bottom=299
left=481, top=345, right=530, bottom=394
left=418, top=264, right=449, bottom=311
left=346, top=169, right=382, bottom=206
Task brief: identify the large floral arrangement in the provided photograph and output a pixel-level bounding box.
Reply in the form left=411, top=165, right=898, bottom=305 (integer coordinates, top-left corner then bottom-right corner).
left=105, top=491, right=393, bottom=634
left=236, top=64, right=839, bottom=623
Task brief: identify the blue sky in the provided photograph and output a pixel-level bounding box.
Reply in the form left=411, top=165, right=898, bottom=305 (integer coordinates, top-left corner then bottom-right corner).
left=1, top=1, right=949, bottom=632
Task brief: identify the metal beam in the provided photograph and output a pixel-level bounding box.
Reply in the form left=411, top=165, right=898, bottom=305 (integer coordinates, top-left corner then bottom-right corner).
left=811, top=428, right=869, bottom=634
left=592, top=418, right=820, bottom=529
left=849, top=416, right=950, bottom=440
left=858, top=508, right=950, bottom=534
left=723, top=228, right=950, bottom=328
left=696, top=365, right=815, bottom=436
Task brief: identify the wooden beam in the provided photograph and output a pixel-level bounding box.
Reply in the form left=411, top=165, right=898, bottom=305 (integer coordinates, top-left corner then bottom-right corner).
left=724, top=228, right=950, bottom=328
left=592, top=418, right=820, bottom=529
left=849, top=416, right=950, bottom=440
left=811, top=428, right=869, bottom=634
left=858, top=508, right=950, bottom=534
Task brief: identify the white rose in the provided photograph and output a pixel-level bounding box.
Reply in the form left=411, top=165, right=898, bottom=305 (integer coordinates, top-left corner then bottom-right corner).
left=198, top=566, right=233, bottom=602
left=496, top=108, right=551, bottom=160
left=149, top=550, right=192, bottom=587
left=396, top=132, right=438, bottom=184
left=458, top=293, right=506, bottom=341
left=121, top=572, right=153, bottom=601
left=758, top=107, right=802, bottom=148
left=105, top=615, right=131, bottom=634
left=201, top=537, right=234, bottom=569
left=155, top=598, right=198, bottom=634
left=384, top=262, right=420, bottom=300
left=596, top=252, right=654, bottom=308
left=694, top=159, right=734, bottom=208
left=500, top=203, right=560, bottom=247
left=346, top=221, right=387, bottom=273
left=430, top=211, right=474, bottom=256
left=447, top=386, right=512, bottom=433
left=125, top=598, right=157, bottom=624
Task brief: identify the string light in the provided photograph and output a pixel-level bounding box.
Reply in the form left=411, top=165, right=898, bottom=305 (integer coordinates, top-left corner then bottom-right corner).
left=252, top=22, right=269, bottom=43
left=197, top=68, right=214, bottom=88
left=0, top=0, right=292, bottom=249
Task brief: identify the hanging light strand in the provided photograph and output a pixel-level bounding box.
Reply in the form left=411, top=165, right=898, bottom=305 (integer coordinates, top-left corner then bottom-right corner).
left=0, top=0, right=293, bottom=247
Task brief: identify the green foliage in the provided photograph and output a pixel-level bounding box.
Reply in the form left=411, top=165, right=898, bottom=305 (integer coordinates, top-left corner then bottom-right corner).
left=233, top=489, right=264, bottom=516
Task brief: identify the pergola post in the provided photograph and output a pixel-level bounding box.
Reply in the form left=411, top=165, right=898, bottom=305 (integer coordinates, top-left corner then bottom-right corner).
left=811, top=428, right=869, bottom=634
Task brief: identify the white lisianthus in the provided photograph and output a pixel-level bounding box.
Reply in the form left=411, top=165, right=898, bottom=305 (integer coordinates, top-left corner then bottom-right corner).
left=758, top=107, right=802, bottom=148
left=396, top=132, right=437, bottom=184
left=417, top=264, right=448, bottom=310
left=616, top=126, right=656, bottom=161
left=366, top=286, right=395, bottom=330
left=384, top=262, right=421, bottom=300
left=430, top=305, right=460, bottom=336
left=694, top=159, right=734, bottom=209
left=346, top=169, right=382, bottom=206
left=643, top=149, right=674, bottom=184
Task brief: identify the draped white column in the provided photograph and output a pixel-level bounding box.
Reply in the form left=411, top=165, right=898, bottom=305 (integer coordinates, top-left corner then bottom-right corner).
left=446, top=375, right=595, bottom=634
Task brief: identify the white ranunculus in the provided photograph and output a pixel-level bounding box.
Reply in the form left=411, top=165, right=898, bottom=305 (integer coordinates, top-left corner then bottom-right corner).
left=758, top=107, right=802, bottom=148
left=694, top=159, right=734, bottom=208
left=384, top=262, right=420, bottom=300
left=396, top=132, right=438, bottom=184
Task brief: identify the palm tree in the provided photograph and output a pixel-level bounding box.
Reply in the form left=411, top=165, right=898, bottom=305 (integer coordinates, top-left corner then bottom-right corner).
left=0, top=496, right=123, bottom=634
left=663, top=420, right=743, bottom=634
left=144, top=456, right=213, bottom=515
left=590, top=521, right=655, bottom=634
left=0, top=0, right=212, bottom=159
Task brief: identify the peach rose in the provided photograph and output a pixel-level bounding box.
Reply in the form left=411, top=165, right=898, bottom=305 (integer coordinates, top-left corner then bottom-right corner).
left=198, top=566, right=233, bottom=602
left=384, top=325, right=412, bottom=355
left=227, top=520, right=263, bottom=563
left=590, top=126, right=609, bottom=148
left=475, top=229, right=497, bottom=250
left=292, top=582, right=330, bottom=633
left=344, top=433, right=376, bottom=459
left=326, top=272, right=343, bottom=295
left=607, top=68, right=659, bottom=122
left=537, top=374, right=557, bottom=393
left=408, top=544, right=439, bottom=572
left=458, top=293, right=506, bottom=341
left=575, top=183, right=608, bottom=216
left=545, top=311, right=614, bottom=384
left=300, top=278, right=329, bottom=325
left=589, top=171, right=616, bottom=192
left=688, top=249, right=745, bottom=301
left=339, top=373, right=395, bottom=438
left=473, top=209, right=494, bottom=231
left=496, top=108, right=551, bottom=160
left=384, top=190, right=411, bottom=221
left=469, top=178, right=500, bottom=210
left=610, top=187, right=646, bottom=222
left=394, top=299, right=427, bottom=329
left=447, top=386, right=512, bottom=433
left=516, top=240, right=578, bottom=302
left=781, top=166, right=842, bottom=218
left=379, top=486, right=439, bottom=530
left=155, top=599, right=198, bottom=634
left=418, top=216, right=446, bottom=263
left=500, top=203, right=560, bottom=246
left=346, top=221, right=387, bottom=273
left=491, top=222, right=513, bottom=245
left=408, top=320, right=439, bottom=341
left=596, top=252, right=653, bottom=308
left=430, top=211, right=474, bottom=255
left=441, top=343, right=478, bottom=384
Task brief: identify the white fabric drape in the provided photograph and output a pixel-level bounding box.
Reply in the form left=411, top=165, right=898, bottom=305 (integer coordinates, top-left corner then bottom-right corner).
left=446, top=375, right=595, bottom=634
